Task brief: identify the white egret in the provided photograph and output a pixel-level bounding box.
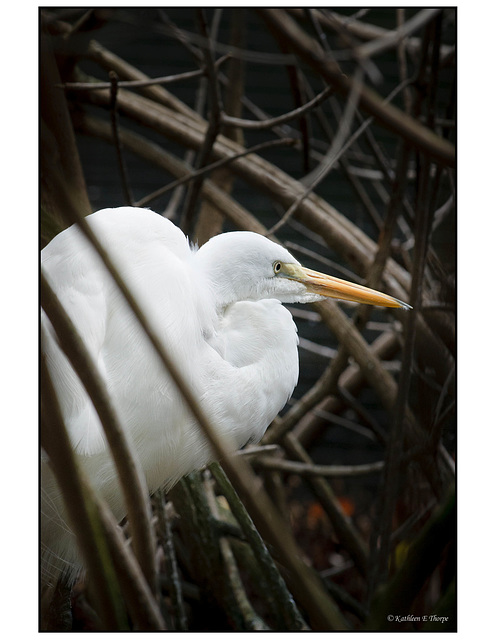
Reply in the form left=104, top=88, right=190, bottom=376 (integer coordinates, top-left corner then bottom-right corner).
left=41, top=206, right=410, bottom=587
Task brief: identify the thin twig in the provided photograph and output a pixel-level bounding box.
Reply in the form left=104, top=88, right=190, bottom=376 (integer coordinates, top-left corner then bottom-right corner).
left=236, top=444, right=281, bottom=458
left=155, top=489, right=188, bottom=630
left=255, top=457, right=384, bottom=478
left=109, top=71, right=134, bottom=205
left=221, top=85, right=333, bottom=130
left=181, top=9, right=224, bottom=232
left=58, top=58, right=229, bottom=91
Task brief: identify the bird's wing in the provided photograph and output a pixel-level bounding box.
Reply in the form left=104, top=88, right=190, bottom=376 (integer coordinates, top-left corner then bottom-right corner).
left=42, top=223, right=112, bottom=455
left=41, top=208, right=196, bottom=456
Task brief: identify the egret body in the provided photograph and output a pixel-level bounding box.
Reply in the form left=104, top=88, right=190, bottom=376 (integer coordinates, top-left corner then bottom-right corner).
left=41, top=206, right=409, bottom=585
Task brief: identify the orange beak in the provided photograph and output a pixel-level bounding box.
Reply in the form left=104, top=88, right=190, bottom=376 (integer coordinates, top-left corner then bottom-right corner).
left=280, top=263, right=411, bottom=310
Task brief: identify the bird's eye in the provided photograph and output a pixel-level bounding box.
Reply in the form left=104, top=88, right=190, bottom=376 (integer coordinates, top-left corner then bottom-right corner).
left=273, top=261, right=282, bottom=274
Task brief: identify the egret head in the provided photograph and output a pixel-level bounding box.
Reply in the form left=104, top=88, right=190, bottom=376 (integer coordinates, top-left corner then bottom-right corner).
left=195, top=231, right=411, bottom=310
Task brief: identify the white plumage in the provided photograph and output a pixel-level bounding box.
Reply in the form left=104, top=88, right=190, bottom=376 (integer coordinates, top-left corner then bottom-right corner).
left=41, top=206, right=409, bottom=585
